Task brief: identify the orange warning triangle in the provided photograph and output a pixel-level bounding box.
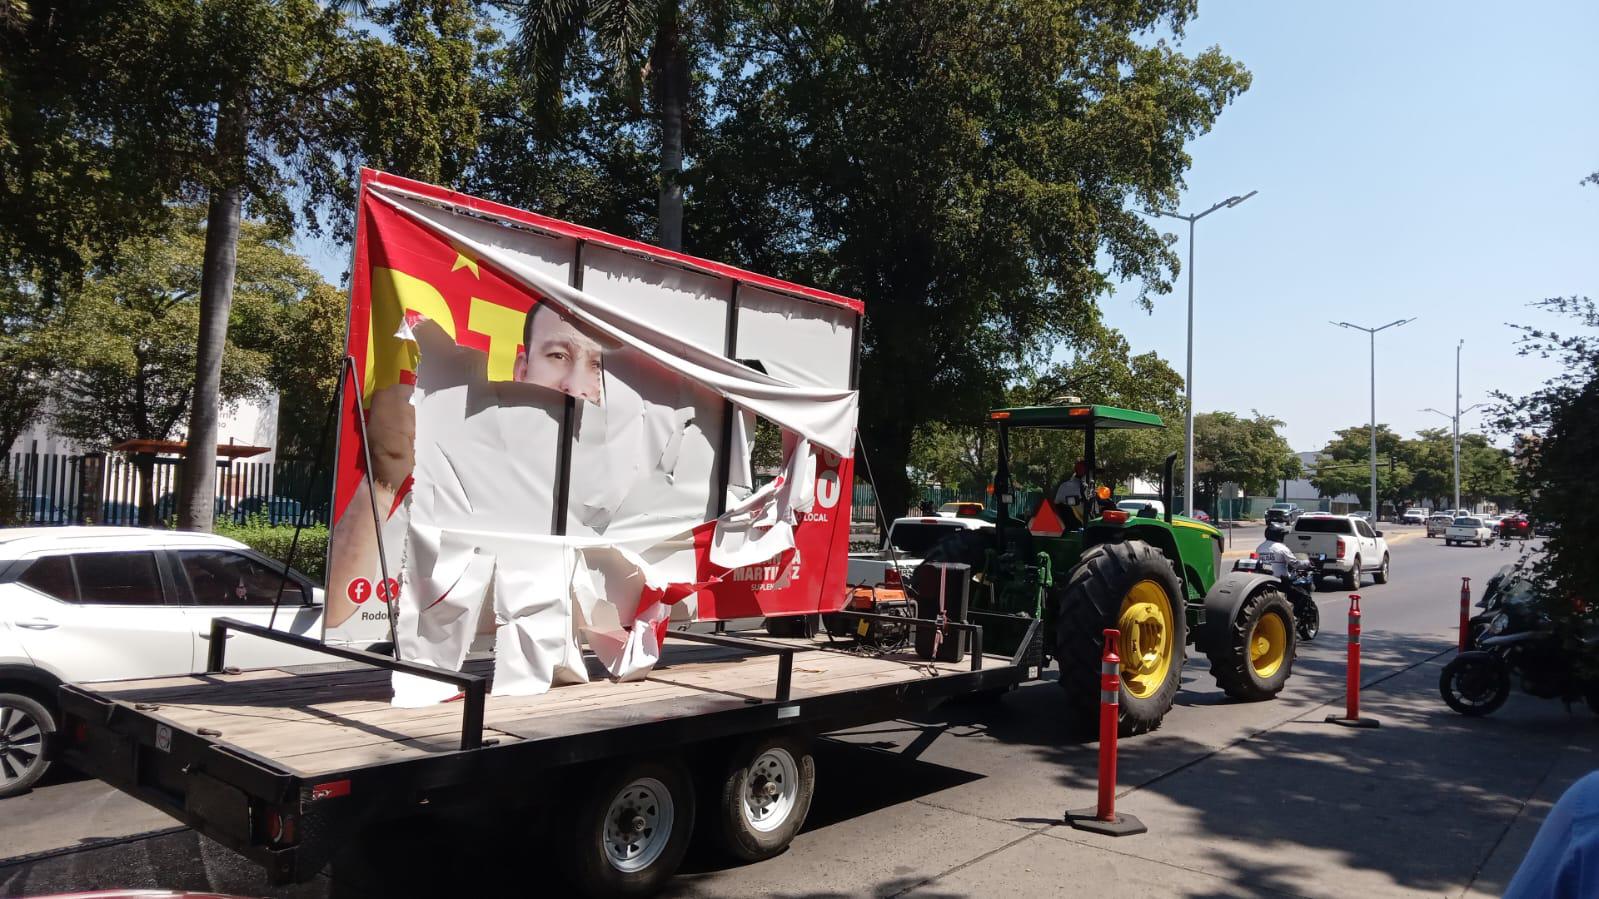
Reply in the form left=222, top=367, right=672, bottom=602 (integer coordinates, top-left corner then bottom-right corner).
left=1029, top=498, right=1067, bottom=536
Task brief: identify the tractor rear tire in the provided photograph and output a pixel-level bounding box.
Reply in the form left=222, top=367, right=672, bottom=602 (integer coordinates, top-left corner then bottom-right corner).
left=1054, top=540, right=1186, bottom=738
left=1208, top=587, right=1297, bottom=702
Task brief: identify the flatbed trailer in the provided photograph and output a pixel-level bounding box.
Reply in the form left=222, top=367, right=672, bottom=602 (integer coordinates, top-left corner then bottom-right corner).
left=58, top=611, right=1041, bottom=896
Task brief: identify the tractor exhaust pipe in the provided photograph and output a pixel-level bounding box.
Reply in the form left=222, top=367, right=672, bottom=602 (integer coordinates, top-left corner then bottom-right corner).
left=1161, top=452, right=1177, bottom=524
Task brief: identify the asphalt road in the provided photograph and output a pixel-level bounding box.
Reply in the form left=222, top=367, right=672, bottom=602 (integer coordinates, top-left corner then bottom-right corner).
left=2, top=527, right=1576, bottom=898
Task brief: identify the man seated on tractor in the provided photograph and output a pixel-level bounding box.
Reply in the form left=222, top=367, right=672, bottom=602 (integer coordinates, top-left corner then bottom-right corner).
left=1051, top=461, right=1091, bottom=528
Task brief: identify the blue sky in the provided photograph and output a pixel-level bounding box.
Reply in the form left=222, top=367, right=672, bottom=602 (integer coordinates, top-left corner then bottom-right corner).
left=302, top=2, right=1597, bottom=452
left=1092, top=1, right=1598, bottom=450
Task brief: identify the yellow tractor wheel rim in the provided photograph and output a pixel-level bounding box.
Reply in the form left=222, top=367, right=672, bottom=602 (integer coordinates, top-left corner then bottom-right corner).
left=1250, top=612, right=1288, bottom=679
left=1118, top=580, right=1175, bottom=699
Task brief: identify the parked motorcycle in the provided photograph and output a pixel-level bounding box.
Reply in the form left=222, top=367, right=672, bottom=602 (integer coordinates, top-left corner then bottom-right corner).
left=1440, top=573, right=1599, bottom=717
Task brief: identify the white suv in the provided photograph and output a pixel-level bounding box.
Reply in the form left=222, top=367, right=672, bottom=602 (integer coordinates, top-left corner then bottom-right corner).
left=0, top=527, right=385, bottom=797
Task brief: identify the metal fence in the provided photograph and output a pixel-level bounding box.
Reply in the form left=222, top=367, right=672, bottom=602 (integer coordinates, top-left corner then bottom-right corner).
left=2, top=450, right=328, bottom=528
left=849, top=483, right=988, bottom=524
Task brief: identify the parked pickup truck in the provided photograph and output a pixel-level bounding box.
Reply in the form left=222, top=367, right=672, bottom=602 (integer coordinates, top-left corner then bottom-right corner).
left=846, top=516, right=994, bottom=587
left=1287, top=513, right=1390, bottom=589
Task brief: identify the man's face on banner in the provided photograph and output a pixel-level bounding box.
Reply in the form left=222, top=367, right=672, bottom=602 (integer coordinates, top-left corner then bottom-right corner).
left=514, top=302, right=604, bottom=404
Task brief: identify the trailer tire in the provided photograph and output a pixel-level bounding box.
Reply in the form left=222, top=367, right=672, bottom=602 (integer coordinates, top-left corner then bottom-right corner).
left=565, top=758, right=696, bottom=898
left=1207, top=587, right=1297, bottom=701
left=1054, top=540, right=1185, bottom=738
left=0, top=692, right=52, bottom=798
left=712, top=733, right=816, bottom=863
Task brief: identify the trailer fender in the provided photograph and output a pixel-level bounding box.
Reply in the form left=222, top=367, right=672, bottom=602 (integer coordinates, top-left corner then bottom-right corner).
left=1194, top=570, right=1281, bottom=655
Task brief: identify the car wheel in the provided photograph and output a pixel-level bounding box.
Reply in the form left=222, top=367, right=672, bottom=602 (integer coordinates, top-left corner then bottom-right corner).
left=1373, top=554, right=1390, bottom=585
left=1344, top=558, right=1360, bottom=591
left=0, top=692, right=53, bottom=798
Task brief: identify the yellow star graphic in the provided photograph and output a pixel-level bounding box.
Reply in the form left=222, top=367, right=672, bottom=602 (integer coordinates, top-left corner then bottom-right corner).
left=451, top=251, right=480, bottom=278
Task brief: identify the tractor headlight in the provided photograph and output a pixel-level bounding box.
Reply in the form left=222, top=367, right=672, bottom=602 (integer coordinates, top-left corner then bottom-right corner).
left=1487, top=613, right=1510, bottom=635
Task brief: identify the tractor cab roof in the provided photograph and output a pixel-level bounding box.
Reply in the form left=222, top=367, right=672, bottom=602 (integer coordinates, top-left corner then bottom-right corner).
left=986, top=404, right=1164, bottom=430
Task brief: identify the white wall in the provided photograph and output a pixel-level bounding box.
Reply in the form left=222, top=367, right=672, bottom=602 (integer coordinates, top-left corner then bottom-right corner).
left=7, top=393, right=280, bottom=462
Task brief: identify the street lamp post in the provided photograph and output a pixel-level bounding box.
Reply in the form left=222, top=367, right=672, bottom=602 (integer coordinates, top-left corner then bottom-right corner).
left=1422, top=403, right=1483, bottom=512
left=1147, top=190, right=1257, bottom=516
left=1422, top=340, right=1484, bottom=514
left=1332, top=318, right=1416, bottom=520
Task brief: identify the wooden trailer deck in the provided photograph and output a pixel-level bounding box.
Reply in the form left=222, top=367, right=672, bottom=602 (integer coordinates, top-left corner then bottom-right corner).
left=88, top=636, right=997, bottom=778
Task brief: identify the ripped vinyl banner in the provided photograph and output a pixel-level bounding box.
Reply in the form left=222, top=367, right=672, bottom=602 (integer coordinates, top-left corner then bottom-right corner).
left=322, top=171, right=863, bottom=704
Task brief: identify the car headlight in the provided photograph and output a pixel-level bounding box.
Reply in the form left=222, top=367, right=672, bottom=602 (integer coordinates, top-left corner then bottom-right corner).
left=1487, top=613, right=1510, bottom=635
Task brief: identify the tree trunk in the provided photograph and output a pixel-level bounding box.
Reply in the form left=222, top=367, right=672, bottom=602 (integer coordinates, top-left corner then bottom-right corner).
left=860, top=417, right=914, bottom=536
left=652, top=2, right=686, bottom=250
left=133, top=454, right=157, bottom=527
left=178, top=93, right=246, bottom=532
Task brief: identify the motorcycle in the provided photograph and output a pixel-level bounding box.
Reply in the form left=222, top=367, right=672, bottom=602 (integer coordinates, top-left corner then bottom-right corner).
left=1440, top=574, right=1599, bottom=717
left=1232, top=557, right=1320, bottom=641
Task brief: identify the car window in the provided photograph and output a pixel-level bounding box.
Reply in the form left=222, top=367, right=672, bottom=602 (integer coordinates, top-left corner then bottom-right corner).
left=1293, top=517, right=1352, bottom=534
left=1355, top=520, right=1375, bottom=538
left=1455, top=517, right=1481, bottom=527
left=888, top=523, right=971, bottom=556
left=179, top=550, right=305, bottom=606
left=73, top=552, right=165, bottom=605
left=17, top=555, right=79, bottom=601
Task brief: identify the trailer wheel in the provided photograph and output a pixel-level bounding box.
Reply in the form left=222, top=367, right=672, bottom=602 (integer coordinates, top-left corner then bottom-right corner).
left=565, top=758, right=695, bottom=897
left=1054, top=540, right=1186, bottom=737
left=0, top=692, right=52, bottom=798
left=712, top=733, right=816, bottom=863
left=1207, top=587, right=1297, bottom=701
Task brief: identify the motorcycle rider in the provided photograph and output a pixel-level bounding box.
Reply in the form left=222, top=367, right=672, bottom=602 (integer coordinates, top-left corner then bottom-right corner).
left=1257, top=523, right=1319, bottom=641
left=1256, top=523, right=1303, bottom=579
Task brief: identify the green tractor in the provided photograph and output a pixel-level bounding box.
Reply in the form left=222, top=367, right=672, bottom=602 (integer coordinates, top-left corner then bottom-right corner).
left=920, top=402, right=1299, bottom=736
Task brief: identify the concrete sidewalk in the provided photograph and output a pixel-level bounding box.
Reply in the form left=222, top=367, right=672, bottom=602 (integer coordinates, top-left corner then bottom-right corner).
left=898, top=654, right=1596, bottom=899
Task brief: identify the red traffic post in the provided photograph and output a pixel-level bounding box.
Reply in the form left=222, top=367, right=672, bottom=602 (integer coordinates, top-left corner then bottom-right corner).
left=1066, top=628, right=1148, bottom=836
left=1326, top=595, right=1381, bottom=728
left=1458, top=577, right=1472, bottom=653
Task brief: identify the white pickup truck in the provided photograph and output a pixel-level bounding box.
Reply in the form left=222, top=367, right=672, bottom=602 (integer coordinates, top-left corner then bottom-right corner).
left=1287, top=513, right=1390, bottom=589
left=846, top=515, right=994, bottom=587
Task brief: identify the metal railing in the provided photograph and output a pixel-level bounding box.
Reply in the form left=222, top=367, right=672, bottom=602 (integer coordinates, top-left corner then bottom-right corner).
left=204, top=617, right=488, bottom=751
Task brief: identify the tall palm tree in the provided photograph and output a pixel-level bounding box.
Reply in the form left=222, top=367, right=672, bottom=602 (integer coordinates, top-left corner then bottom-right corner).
left=513, top=0, right=695, bottom=250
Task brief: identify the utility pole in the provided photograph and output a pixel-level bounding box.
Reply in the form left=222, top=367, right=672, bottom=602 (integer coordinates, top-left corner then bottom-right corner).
left=1422, top=339, right=1483, bottom=514
left=1333, top=318, right=1416, bottom=519
left=1145, top=190, right=1257, bottom=516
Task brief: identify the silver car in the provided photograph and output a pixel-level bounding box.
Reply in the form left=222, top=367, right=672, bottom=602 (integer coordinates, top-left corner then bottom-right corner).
left=1426, top=513, right=1452, bottom=537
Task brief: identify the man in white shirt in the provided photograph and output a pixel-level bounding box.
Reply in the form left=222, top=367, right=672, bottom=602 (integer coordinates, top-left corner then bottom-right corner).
left=1255, top=524, right=1303, bottom=578
left=1052, top=461, right=1089, bottom=527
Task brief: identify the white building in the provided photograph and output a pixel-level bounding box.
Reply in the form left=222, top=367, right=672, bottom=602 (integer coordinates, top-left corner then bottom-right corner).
left=8, top=394, right=280, bottom=465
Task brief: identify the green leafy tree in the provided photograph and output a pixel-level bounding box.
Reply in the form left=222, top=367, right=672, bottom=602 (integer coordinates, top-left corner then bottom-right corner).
left=468, top=24, right=657, bottom=236
left=1309, top=424, right=1412, bottom=511
left=0, top=3, right=191, bottom=287
left=509, top=0, right=723, bottom=250
left=0, top=274, right=65, bottom=456
left=1491, top=293, right=1599, bottom=667
left=693, top=0, right=1250, bottom=522
left=1458, top=433, right=1515, bottom=506
left=908, top=327, right=1184, bottom=502
left=1398, top=427, right=1454, bottom=507
left=1191, top=411, right=1296, bottom=513
left=3, top=0, right=485, bottom=530
left=52, top=212, right=339, bottom=523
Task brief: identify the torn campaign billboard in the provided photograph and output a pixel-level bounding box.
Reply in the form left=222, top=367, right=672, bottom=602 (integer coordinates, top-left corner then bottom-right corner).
left=321, top=170, right=862, bottom=706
